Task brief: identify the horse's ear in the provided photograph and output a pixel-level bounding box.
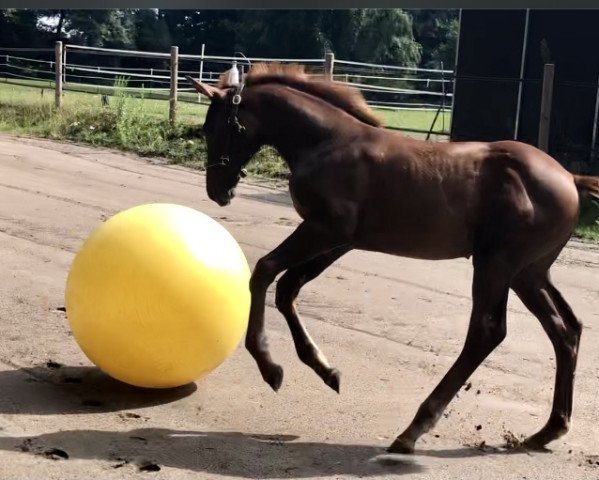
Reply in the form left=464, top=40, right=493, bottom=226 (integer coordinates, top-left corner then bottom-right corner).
left=185, top=76, right=226, bottom=100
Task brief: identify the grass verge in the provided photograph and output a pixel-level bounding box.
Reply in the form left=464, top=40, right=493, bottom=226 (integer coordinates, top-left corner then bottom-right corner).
left=0, top=81, right=288, bottom=178
left=575, top=198, right=599, bottom=243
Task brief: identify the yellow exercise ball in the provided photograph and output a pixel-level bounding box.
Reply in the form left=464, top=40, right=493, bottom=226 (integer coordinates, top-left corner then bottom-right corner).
left=65, top=203, right=251, bottom=388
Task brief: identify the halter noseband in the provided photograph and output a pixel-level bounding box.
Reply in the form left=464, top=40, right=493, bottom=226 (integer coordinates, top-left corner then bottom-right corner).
left=206, top=82, right=248, bottom=178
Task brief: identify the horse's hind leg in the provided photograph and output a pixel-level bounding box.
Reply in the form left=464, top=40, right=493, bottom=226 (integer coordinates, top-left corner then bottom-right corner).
left=275, top=246, right=351, bottom=392
left=511, top=260, right=582, bottom=449
left=388, top=253, right=512, bottom=454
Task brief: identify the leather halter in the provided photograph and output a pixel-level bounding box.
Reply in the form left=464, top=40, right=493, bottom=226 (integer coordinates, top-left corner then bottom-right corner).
left=206, top=82, right=248, bottom=178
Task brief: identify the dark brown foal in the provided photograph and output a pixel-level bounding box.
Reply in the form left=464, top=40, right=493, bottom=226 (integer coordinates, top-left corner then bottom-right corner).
left=187, top=65, right=599, bottom=453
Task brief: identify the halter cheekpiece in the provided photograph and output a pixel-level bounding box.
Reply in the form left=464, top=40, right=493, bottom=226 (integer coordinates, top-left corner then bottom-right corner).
left=206, top=82, right=248, bottom=178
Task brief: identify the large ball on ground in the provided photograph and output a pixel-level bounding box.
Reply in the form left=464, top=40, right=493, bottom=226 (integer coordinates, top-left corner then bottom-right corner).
left=65, top=203, right=250, bottom=388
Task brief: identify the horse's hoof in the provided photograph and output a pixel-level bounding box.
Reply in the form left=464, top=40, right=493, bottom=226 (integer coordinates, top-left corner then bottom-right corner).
left=387, top=438, right=415, bottom=454
left=324, top=368, right=341, bottom=393
left=264, top=364, right=284, bottom=392
left=522, top=435, right=551, bottom=452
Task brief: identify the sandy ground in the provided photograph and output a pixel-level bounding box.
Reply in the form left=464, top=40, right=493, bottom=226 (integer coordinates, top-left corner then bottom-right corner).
left=0, top=133, right=598, bottom=479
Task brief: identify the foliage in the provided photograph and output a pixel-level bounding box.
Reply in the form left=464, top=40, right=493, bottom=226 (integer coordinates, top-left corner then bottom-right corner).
left=0, top=9, right=458, bottom=71
left=235, top=10, right=330, bottom=58
left=411, top=10, right=459, bottom=70
left=575, top=197, right=599, bottom=242
left=352, top=10, right=422, bottom=66
left=0, top=9, right=49, bottom=47
left=64, top=11, right=136, bottom=48
left=134, top=9, right=172, bottom=53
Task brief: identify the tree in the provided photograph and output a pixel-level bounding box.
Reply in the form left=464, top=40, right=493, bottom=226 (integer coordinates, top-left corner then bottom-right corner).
left=411, top=9, right=459, bottom=69
left=35, top=9, right=67, bottom=41
left=321, top=10, right=363, bottom=60
left=30, top=9, right=137, bottom=49
left=0, top=9, right=48, bottom=47
left=135, top=9, right=171, bottom=53
left=234, top=9, right=422, bottom=67
left=0, top=9, right=458, bottom=72
left=352, top=9, right=422, bottom=66
left=65, top=11, right=135, bottom=49
left=235, top=10, right=329, bottom=58
left=159, top=10, right=241, bottom=55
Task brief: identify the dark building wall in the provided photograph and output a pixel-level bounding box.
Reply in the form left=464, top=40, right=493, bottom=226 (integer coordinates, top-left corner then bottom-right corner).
left=450, top=10, right=526, bottom=142
left=451, top=9, right=599, bottom=173
left=518, top=10, right=599, bottom=169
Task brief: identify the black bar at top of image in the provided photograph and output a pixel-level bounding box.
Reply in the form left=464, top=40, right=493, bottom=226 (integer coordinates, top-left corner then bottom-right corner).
left=2, top=1, right=599, bottom=9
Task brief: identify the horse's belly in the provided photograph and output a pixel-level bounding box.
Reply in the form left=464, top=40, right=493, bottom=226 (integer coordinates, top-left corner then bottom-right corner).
left=357, top=235, right=473, bottom=260
left=355, top=217, right=474, bottom=260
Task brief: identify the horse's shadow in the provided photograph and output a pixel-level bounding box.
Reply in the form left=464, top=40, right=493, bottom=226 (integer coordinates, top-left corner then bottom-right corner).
left=0, top=428, right=427, bottom=478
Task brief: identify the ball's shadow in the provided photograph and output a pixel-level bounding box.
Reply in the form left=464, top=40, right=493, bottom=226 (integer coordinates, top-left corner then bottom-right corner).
left=0, top=364, right=197, bottom=414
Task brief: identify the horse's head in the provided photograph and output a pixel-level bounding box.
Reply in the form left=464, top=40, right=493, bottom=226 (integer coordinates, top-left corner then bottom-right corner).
left=187, top=71, right=262, bottom=206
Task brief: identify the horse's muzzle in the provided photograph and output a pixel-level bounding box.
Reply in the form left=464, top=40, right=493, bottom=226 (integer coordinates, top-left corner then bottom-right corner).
left=215, top=196, right=231, bottom=207
left=208, top=187, right=235, bottom=207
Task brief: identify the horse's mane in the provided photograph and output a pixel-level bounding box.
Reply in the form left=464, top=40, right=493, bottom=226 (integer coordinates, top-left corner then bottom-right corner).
left=217, top=63, right=382, bottom=128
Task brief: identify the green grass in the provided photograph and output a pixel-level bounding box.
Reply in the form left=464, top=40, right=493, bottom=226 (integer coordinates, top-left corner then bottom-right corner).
left=575, top=198, right=599, bottom=242
left=0, top=78, right=208, bottom=125
left=1, top=80, right=596, bottom=241
left=0, top=78, right=451, bottom=133
left=377, top=107, right=451, bottom=134
left=0, top=80, right=292, bottom=178
left=1, top=82, right=203, bottom=163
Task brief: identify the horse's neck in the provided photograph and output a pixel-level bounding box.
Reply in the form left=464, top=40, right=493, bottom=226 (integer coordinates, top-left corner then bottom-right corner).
left=253, top=86, right=350, bottom=168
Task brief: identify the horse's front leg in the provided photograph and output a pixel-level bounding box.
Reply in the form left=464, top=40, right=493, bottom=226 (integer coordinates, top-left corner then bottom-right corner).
left=275, top=245, right=351, bottom=392
left=247, top=218, right=354, bottom=391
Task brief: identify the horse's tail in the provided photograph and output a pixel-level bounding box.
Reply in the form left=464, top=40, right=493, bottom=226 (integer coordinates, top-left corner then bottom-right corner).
left=573, top=174, right=599, bottom=200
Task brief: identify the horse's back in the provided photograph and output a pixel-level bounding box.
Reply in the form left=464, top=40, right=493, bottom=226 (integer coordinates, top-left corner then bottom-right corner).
left=354, top=134, right=578, bottom=260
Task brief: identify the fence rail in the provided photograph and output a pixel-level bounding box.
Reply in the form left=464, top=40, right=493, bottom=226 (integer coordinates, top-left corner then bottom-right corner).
left=0, top=42, right=455, bottom=138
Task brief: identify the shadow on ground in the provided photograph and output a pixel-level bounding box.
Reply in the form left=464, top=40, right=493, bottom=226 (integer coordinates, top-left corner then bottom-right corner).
left=0, top=365, right=197, bottom=414
left=0, top=428, right=426, bottom=477
left=0, top=364, right=535, bottom=477
left=237, top=189, right=292, bottom=206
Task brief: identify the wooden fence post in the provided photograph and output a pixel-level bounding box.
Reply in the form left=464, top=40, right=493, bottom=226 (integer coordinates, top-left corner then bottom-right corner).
left=538, top=63, right=555, bottom=152
left=324, top=52, right=334, bottom=81
left=55, top=41, right=63, bottom=109
left=170, top=45, right=179, bottom=124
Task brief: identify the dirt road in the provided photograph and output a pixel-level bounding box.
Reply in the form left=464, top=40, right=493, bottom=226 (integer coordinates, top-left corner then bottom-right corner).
left=1, top=134, right=598, bottom=479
